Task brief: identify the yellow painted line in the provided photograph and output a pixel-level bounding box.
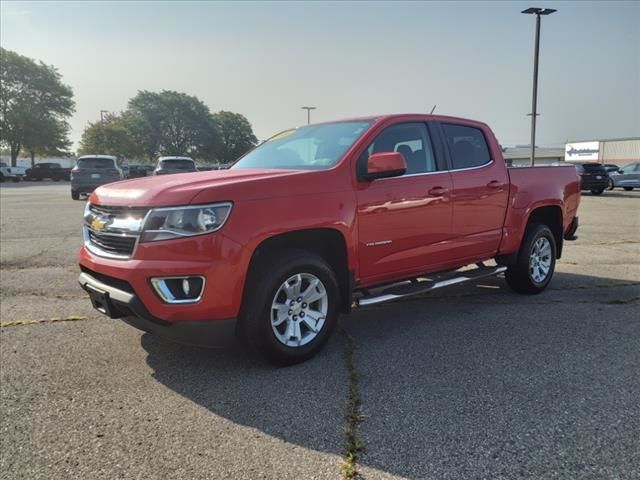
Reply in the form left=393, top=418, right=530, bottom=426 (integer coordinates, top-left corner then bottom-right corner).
left=588, top=240, right=639, bottom=246
left=0, top=316, right=87, bottom=328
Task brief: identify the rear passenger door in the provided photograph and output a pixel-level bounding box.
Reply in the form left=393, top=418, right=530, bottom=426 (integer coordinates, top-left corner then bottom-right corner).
left=356, top=122, right=454, bottom=283
left=441, top=123, right=509, bottom=260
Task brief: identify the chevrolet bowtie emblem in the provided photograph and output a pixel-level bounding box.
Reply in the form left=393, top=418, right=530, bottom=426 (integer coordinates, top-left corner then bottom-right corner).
left=91, top=216, right=109, bottom=231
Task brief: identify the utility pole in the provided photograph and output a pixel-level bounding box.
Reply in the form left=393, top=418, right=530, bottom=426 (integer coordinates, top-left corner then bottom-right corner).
left=99, top=110, right=109, bottom=154
left=301, top=106, right=316, bottom=125
left=522, top=7, right=556, bottom=166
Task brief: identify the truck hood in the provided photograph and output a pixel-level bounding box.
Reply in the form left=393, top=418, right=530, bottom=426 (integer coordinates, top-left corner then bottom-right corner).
left=90, top=168, right=338, bottom=207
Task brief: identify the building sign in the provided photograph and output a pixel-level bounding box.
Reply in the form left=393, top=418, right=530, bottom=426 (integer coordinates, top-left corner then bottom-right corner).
left=565, top=141, right=599, bottom=161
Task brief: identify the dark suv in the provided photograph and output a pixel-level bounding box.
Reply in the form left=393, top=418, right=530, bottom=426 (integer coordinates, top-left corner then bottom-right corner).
left=573, top=163, right=609, bottom=195
left=70, top=155, right=123, bottom=200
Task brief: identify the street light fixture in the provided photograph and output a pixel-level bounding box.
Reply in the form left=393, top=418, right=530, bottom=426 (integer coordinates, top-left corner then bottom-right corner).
left=522, top=7, right=556, bottom=166
left=301, top=106, right=316, bottom=125
left=100, top=110, right=109, bottom=123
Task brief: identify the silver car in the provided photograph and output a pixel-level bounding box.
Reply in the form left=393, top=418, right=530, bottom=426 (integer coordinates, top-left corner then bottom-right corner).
left=611, top=162, right=640, bottom=191
left=70, top=155, right=123, bottom=200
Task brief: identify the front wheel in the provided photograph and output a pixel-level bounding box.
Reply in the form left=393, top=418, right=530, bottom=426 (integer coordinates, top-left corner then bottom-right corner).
left=71, top=190, right=80, bottom=200
left=591, top=188, right=604, bottom=195
left=505, top=223, right=556, bottom=294
left=240, top=250, right=340, bottom=365
left=624, top=187, right=634, bottom=191
left=608, top=179, right=615, bottom=190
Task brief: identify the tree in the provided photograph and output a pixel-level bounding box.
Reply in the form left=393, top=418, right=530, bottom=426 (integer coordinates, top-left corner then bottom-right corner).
left=79, top=112, right=142, bottom=160
left=212, top=111, right=257, bottom=163
left=125, top=90, right=220, bottom=161
left=22, top=117, right=71, bottom=167
left=0, top=48, right=74, bottom=166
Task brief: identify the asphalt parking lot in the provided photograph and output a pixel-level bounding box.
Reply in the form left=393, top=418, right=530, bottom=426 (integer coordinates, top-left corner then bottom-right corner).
left=1, top=182, right=639, bottom=480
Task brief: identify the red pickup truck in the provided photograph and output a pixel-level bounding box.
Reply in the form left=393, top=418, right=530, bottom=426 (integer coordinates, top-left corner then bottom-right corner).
left=78, top=114, right=580, bottom=364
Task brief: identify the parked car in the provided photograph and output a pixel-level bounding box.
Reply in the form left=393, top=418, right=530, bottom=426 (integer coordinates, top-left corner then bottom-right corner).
left=25, top=162, right=71, bottom=181
left=154, top=156, right=196, bottom=175
left=572, top=163, right=609, bottom=195
left=126, top=164, right=154, bottom=179
left=0, top=162, right=27, bottom=182
left=79, top=114, right=580, bottom=365
left=610, top=162, right=640, bottom=191
left=603, top=164, right=620, bottom=189
left=70, top=155, right=123, bottom=200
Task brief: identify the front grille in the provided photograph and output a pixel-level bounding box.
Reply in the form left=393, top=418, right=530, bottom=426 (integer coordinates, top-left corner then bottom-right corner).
left=88, top=230, right=137, bottom=256
left=90, top=204, right=149, bottom=217
left=85, top=203, right=148, bottom=259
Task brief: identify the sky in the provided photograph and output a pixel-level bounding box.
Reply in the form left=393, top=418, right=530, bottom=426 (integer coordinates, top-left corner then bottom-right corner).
left=1, top=0, right=639, bottom=150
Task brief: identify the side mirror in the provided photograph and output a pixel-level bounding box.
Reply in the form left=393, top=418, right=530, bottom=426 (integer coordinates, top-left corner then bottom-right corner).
left=364, top=152, right=407, bottom=181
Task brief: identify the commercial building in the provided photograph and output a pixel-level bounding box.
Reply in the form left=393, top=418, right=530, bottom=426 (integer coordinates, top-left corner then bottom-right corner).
left=564, top=137, right=639, bottom=165
left=504, top=137, right=639, bottom=167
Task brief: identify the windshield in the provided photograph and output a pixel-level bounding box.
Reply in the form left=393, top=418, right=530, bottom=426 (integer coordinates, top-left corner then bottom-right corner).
left=161, top=159, right=195, bottom=169
left=232, top=120, right=373, bottom=170
left=77, top=158, right=116, bottom=169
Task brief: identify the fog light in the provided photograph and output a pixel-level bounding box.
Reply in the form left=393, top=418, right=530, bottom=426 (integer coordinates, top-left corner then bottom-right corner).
left=150, top=276, right=205, bottom=304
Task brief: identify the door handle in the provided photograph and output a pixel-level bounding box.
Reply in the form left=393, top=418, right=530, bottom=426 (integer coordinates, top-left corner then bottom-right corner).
left=428, top=186, right=448, bottom=196
left=487, top=180, right=503, bottom=189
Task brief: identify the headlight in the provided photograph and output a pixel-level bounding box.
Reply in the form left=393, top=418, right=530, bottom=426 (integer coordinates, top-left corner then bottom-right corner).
left=140, top=202, right=232, bottom=242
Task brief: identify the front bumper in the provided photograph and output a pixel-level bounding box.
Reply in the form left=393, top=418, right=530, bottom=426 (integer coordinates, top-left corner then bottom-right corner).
left=78, top=271, right=237, bottom=347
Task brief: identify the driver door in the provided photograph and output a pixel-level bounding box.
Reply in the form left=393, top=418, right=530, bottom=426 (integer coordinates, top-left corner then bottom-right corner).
left=356, top=122, right=454, bottom=284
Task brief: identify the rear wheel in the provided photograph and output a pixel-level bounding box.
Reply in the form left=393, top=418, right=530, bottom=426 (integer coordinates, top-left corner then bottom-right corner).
left=71, top=190, right=80, bottom=200
left=505, top=223, right=556, bottom=294
left=11, top=177, right=20, bottom=183
left=624, top=187, right=634, bottom=191
left=591, top=188, right=604, bottom=195
left=240, top=250, right=340, bottom=365
left=608, top=179, right=615, bottom=190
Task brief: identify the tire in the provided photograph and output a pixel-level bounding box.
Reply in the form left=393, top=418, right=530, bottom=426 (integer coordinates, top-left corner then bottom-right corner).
left=624, top=187, right=634, bottom=191
left=11, top=177, right=20, bottom=183
left=590, top=188, right=604, bottom=195
left=239, top=250, right=340, bottom=365
left=71, top=190, right=80, bottom=200
left=608, top=179, right=614, bottom=190
left=0, top=173, right=4, bottom=183
left=505, top=223, right=556, bottom=294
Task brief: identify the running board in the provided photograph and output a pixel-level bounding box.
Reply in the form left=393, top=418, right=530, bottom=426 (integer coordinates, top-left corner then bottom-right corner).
left=355, top=265, right=507, bottom=307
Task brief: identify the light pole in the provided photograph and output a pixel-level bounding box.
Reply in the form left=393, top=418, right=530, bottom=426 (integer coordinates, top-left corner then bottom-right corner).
left=99, top=110, right=109, bottom=153
left=301, top=106, right=316, bottom=125
left=522, top=7, right=556, bottom=166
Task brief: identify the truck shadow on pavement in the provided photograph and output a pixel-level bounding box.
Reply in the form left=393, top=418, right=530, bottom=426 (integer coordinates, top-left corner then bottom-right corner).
left=140, top=271, right=639, bottom=479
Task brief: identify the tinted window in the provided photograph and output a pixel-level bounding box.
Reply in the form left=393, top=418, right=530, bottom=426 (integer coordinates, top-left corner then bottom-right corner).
left=582, top=163, right=606, bottom=173
left=160, top=159, right=195, bottom=169
left=232, top=121, right=372, bottom=170
left=620, top=163, right=639, bottom=173
left=363, top=123, right=436, bottom=175
left=77, top=158, right=116, bottom=169
left=442, top=124, right=491, bottom=169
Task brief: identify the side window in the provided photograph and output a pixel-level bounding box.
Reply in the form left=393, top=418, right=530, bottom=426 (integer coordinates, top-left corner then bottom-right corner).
left=442, top=124, right=491, bottom=170
left=362, top=123, right=437, bottom=175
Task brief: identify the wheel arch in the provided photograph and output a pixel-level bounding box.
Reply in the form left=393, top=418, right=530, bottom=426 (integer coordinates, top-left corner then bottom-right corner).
left=246, top=228, right=353, bottom=313
left=525, top=205, right=564, bottom=258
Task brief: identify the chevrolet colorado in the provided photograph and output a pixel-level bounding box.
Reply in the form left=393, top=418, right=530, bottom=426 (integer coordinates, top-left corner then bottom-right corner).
left=78, top=114, right=580, bottom=364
